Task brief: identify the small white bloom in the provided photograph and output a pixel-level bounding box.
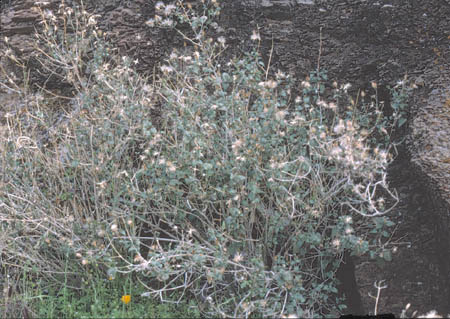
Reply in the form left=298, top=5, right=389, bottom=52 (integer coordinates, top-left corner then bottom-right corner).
left=275, top=110, right=286, bottom=121
left=161, top=18, right=173, bottom=27
left=182, top=56, right=192, bottom=63
left=259, top=80, right=277, bottom=89
left=330, top=146, right=342, bottom=157
left=97, top=180, right=107, bottom=189
left=164, top=4, right=176, bottom=16
left=251, top=29, right=261, bottom=41
left=379, top=150, right=388, bottom=160
left=233, top=252, right=243, bottom=263
left=44, top=9, right=54, bottom=19
left=333, top=120, right=345, bottom=134
left=217, top=36, right=226, bottom=45
left=160, top=65, right=174, bottom=73
left=88, top=15, right=99, bottom=26
left=167, top=162, right=177, bottom=172
left=332, top=239, right=340, bottom=248
left=232, top=139, right=243, bottom=153
left=317, top=99, right=328, bottom=108
left=267, top=80, right=277, bottom=89
left=155, top=1, right=165, bottom=10
left=342, top=83, right=352, bottom=91
left=116, top=170, right=129, bottom=178
left=169, top=51, right=178, bottom=60
left=275, top=69, right=286, bottom=79
left=345, top=120, right=355, bottom=131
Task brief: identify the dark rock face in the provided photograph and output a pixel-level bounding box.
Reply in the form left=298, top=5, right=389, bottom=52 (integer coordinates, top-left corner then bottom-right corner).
left=336, top=251, right=364, bottom=315
left=405, top=65, right=450, bottom=315
left=1, top=0, right=449, bottom=315
left=409, top=84, right=450, bottom=208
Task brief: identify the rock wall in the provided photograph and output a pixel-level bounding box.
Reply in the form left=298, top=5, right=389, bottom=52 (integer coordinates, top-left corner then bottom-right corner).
left=407, top=66, right=450, bottom=312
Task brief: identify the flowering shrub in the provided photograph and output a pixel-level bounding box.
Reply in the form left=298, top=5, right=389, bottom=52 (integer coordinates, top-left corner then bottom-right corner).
left=0, top=0, right=408, bottom=318
left=124, top=1, right=400, bottom=317
left=0, top=0, right=146, bottom=285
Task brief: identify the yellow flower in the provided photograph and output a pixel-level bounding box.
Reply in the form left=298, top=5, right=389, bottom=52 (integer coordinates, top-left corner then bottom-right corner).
left=121, top=295, right=131, bottom=304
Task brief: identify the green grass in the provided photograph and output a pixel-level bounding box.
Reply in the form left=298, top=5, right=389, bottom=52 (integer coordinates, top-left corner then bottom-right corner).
left=5, top=264, right=201, bottom=319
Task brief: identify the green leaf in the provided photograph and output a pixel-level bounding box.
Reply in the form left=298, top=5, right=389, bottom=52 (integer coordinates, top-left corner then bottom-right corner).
left=398, top=117, right=407, bottom=127
left=71, top=160, right=79, bottom=168
left=382, top=250, right=392, bottom=262
left=107, top=267, right=117, bottom=279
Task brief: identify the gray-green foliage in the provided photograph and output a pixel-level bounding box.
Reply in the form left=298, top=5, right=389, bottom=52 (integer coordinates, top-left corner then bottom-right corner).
left=125, top=1, right=400, bottom=317
left=0, top=0, right=408, bottom=318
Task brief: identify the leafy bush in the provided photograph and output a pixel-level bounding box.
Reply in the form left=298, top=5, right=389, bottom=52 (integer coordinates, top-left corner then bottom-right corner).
left=0, top=0, right=149, bottom=296
left=0, top=0, right=407, bottom=318
left=125, top=1, right=401, bottom=317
